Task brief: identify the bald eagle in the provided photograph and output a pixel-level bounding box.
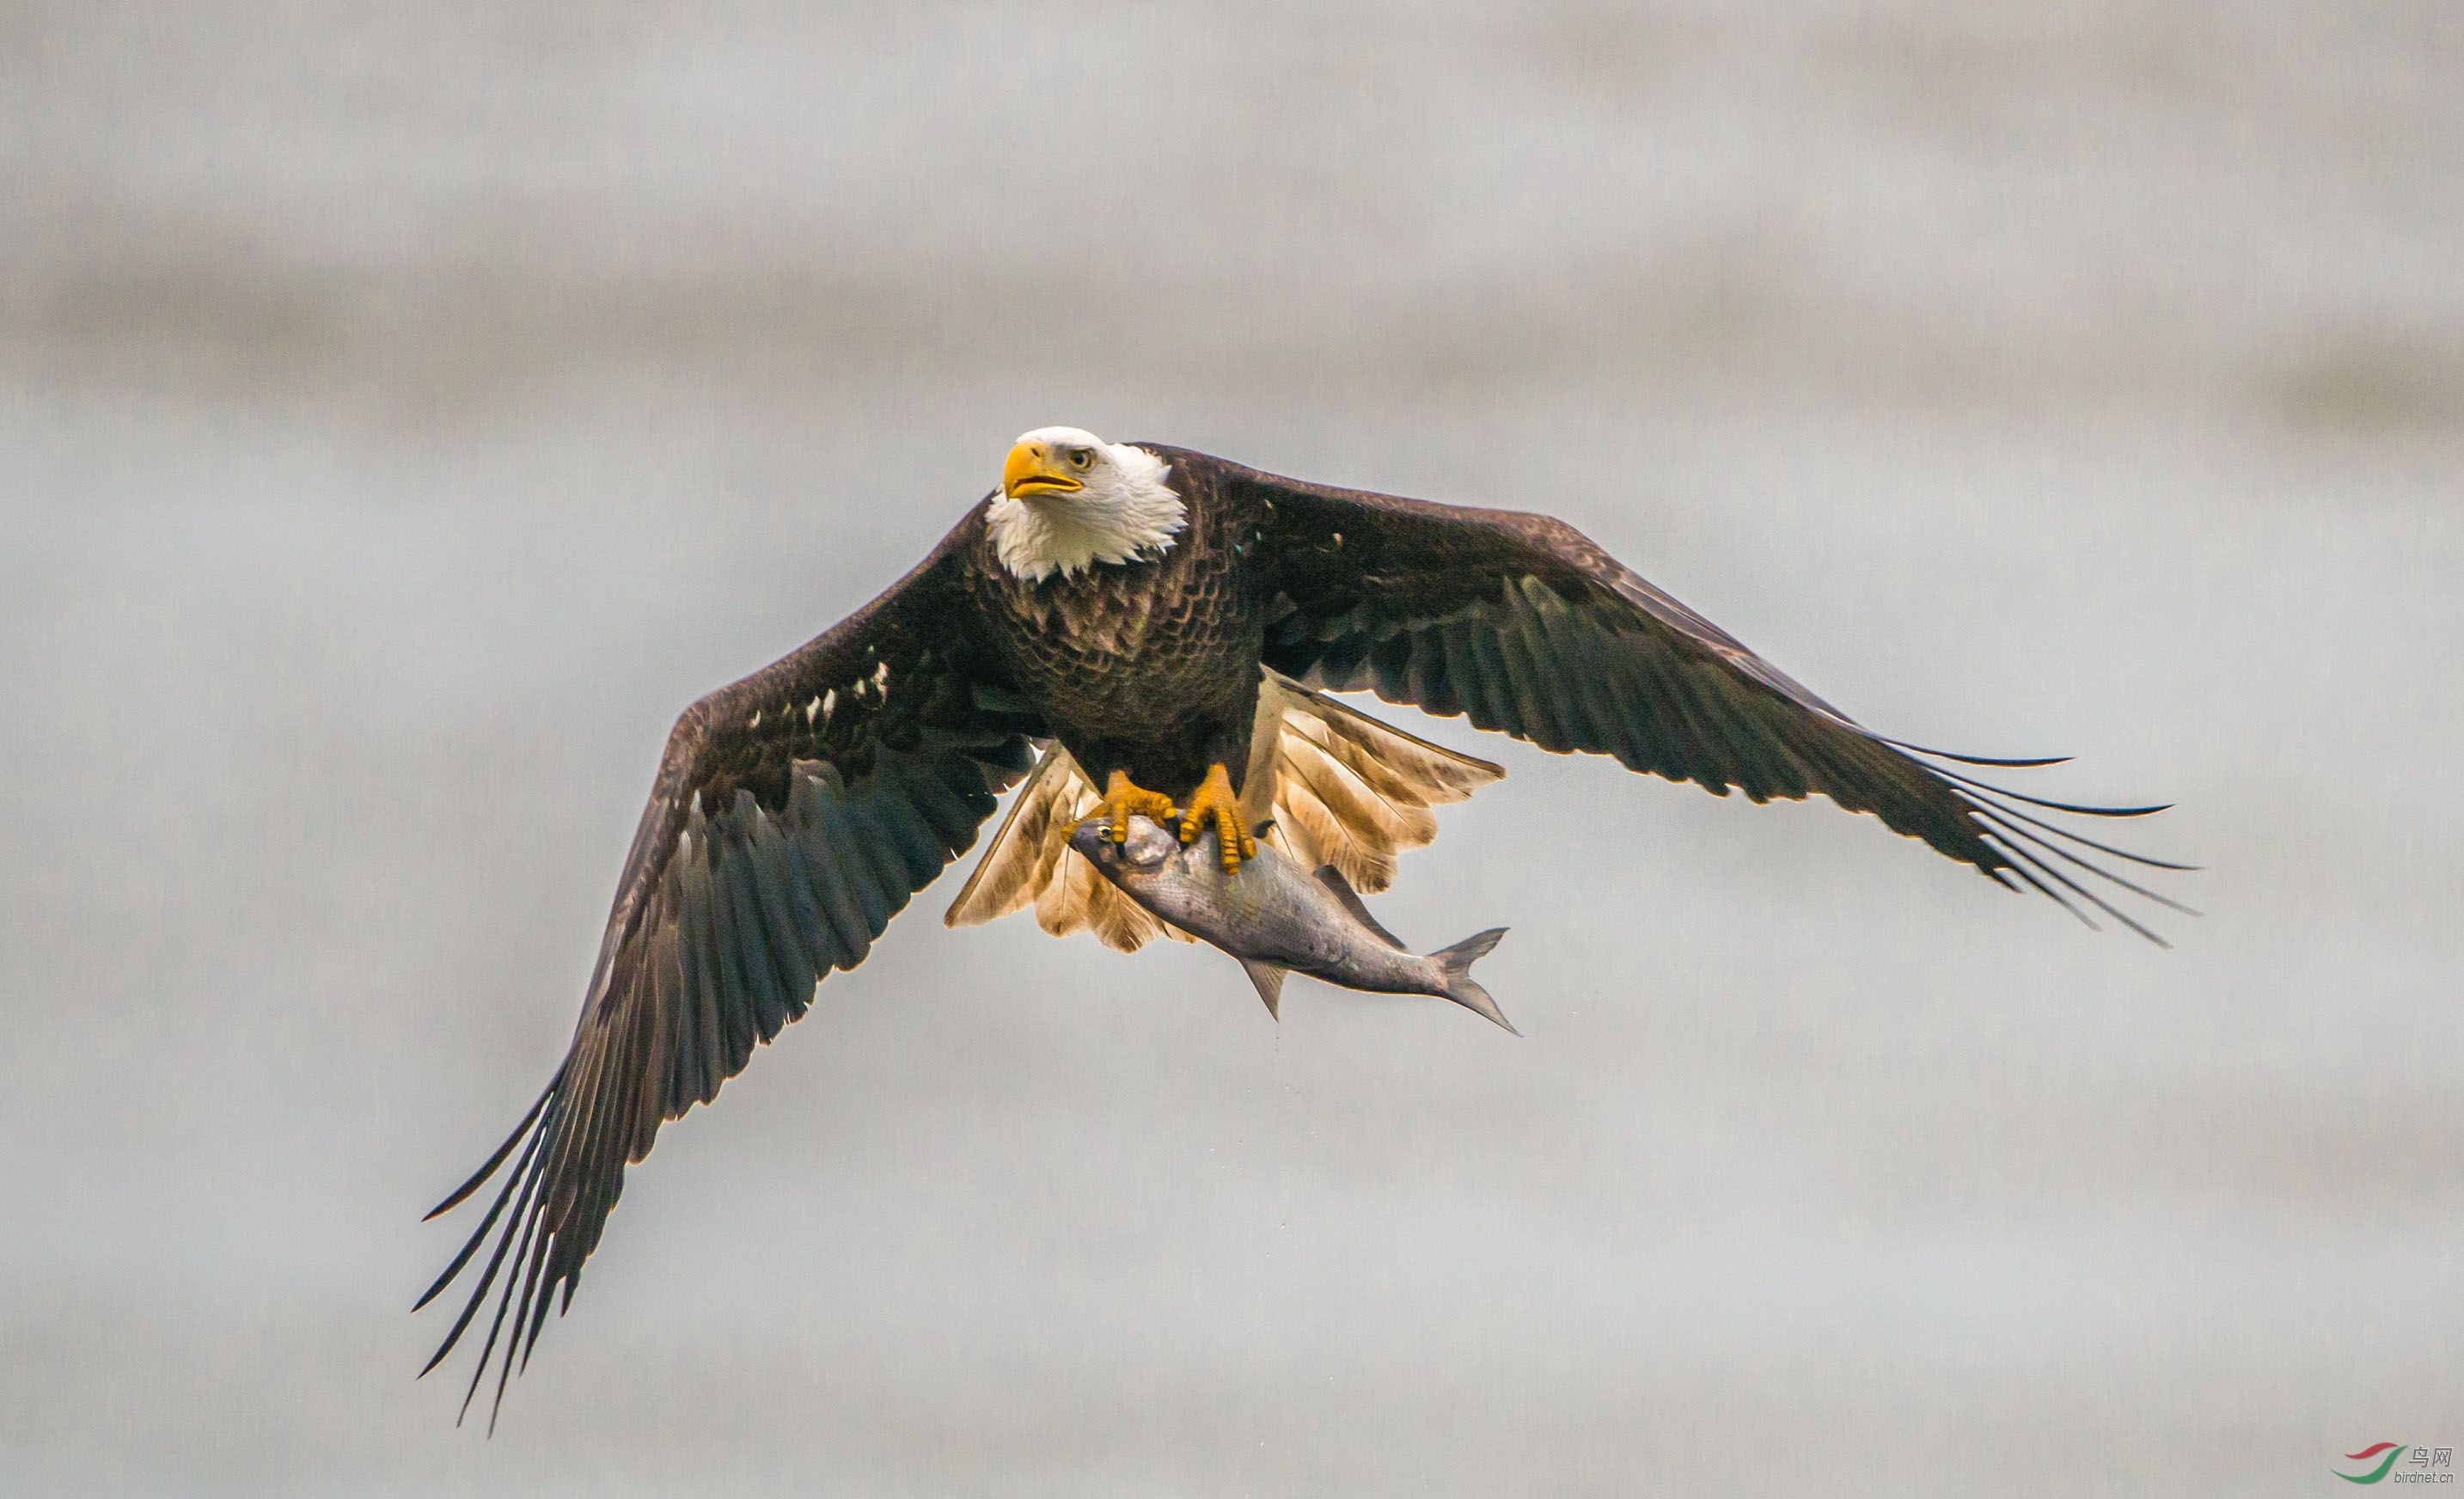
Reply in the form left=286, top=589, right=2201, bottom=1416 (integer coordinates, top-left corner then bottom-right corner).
left=419, top=426, right=2183, bottom=1423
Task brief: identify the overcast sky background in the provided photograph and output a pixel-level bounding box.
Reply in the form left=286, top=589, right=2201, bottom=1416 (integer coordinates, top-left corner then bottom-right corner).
left=3, top=3, right=2460, bottom=1495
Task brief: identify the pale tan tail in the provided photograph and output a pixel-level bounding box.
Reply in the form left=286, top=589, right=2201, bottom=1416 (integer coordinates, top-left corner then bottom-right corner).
left=1243, top=673, right=1503, bottom=894
left=942, top=670, right=1504, bottom=952
left=938, top=743, right=1190, bottom=952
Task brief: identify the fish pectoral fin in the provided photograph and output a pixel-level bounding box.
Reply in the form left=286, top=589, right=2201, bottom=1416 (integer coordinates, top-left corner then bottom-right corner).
left=1311, top=864, right=1407, bottom=950
left=1238, top=959, right=1287, bottom=1020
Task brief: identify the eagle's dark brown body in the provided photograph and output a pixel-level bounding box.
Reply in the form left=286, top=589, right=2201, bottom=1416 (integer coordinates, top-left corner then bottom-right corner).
left=963, top=455, right=1269, bottom=799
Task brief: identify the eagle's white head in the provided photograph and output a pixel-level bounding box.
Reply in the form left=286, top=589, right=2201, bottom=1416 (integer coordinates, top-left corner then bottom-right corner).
left=987, top=425, right=1186, bottom=583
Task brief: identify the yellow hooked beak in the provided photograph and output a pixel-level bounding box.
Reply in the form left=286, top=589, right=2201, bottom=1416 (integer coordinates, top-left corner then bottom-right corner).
left=1003, top=440, right=1084, bottom=499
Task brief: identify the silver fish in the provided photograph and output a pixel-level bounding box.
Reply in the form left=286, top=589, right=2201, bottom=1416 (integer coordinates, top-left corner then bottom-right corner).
left=1067, top=813, right=1516, bottom=1033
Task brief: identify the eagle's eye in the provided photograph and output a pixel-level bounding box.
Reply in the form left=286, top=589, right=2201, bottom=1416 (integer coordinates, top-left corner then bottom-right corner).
left=1069, top=448, right=1093, bottom=468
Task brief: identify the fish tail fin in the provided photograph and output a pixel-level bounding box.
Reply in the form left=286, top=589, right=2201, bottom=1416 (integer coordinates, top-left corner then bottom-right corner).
left=1429, top=927, right=1516, bottom=1035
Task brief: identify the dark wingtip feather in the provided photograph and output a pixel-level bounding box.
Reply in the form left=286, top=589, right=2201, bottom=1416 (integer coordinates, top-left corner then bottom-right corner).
left=1919, top=756, right=2174, bottom=819
left=1885, top=737, right=2074, bottom=768
left=1988, top=840, right=2104, bottom=932
left=1878, top=731, right=2192, bottom=944
left=1982, top=829, right=2172, bottom=947
left=1971, top=803, right=2200, bottom=922
left=1950, top=785, right=2200, bottom=872
left=452, top=1127, right=550, bottom=1429
left=424, top=1080, right=557, bottom=1221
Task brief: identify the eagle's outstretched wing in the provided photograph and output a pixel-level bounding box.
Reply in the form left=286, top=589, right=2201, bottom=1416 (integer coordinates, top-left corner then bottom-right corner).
left=416, top=510, right=1035, bottom=1427
left=1175, top=450, right=2188, bottom=937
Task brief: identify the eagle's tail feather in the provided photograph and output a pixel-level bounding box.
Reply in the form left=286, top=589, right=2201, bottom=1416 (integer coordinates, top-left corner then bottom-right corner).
left=945, top=672, right=1501, bottom=946
left=941, top=743, right=1191, bottom=951
left=941, top=743, right=1075, bottom=929
left=1248, top=670, right=1502, bottom=894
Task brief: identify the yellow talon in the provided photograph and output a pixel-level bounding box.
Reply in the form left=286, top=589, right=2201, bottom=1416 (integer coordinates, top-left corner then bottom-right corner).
left=1098, top=769, right=1178, bottom=846
left=1177, top=762, right=1256, bottom=872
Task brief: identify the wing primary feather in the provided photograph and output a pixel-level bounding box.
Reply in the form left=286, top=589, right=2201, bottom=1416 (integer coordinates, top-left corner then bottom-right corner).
left=1949, top=784, right=2198, bottom=871
left=547, top=1036, right=633, bottom=1339
left=423, top=1079, right=557, bottom=1221
left=1964, top=802, right=2201, bottom=917
left=515, top=1231, right=560, bottom=1380
left=1981, top=834, right=2105, bottom=933
left=524, top=1060, right=601, bottom=1301
left=452, top=1102, right=555, bottom=1426
left=486, top=1191, right=556, bottom=1434
left=414, top=1125, right=541, bottom=1321
left=1917, top=758, right=2171, bottom=817
left=590, top=1001, right=658, bottom=1251
left=1883, top=737, right=2074, bottom=768
left=415, top=1100, right=553, bottom=1349
left=510, top=1041, right=611, bottom=1404
left=1984, top=829, right=2169, bottom=946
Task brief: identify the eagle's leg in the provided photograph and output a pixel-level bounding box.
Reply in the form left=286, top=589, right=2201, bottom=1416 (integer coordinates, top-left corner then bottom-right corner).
left=1177, top=762, right=1257, bottom=873
left=1098, top=769, right=1179, bottom=847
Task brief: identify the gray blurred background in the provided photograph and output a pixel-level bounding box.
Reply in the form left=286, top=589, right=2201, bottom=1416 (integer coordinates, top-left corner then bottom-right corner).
left=3, top=3, right=2459, bottom=1495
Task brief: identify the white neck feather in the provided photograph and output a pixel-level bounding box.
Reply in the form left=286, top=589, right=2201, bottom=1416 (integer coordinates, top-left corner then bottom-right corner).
left=987, top=444, right=1185, bottom=583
